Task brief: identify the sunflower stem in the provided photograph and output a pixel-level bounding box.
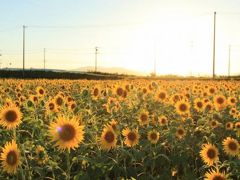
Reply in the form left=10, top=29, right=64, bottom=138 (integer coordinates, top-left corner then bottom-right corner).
left=13, top=129, right=16, bottom=140
left=66, top=150, right=71, bottom=180
left=19, top=165, right=25, bottom=180
left=21, top=144, right=32, bottom=180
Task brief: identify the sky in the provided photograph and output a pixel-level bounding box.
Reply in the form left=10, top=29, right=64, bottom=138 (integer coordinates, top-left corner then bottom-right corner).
left=0, top=0, right=240, bottom=76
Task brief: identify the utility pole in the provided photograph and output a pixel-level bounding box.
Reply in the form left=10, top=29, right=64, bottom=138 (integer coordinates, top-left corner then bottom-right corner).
left=23, top=25, right=26, bottom=78
left=213, top=12, right=216, bottom=79
left=95, top=47, right=98, bottom=72
left=228, top=45, right=231, bottom=77
left=44, top=48, right=46, bottom=71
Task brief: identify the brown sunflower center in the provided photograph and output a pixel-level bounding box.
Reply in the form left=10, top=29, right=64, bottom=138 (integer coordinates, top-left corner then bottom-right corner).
left=56, top=97, right=63, bottom=106
left=71, top=104, right=76, bottom=109
left=39, top=89, right=44, bottom=95
left=207, top=148, right=216, bottom=159
left=161, top=118, right=166, bottom=124
left=140, top=114, right=148, bottom=122
left=93, top=88, right=99, bottom=96
left=150, top=133, right=157, bottom=140
left=197, top=102, right=203, bottom=108
left=5, top=110, right=18, bottom=122
left=116, top=87, right=124, bottom=96
left=33, top=96, right=38, bottom=102
left=228, top=141, right=237, bottom=151
left=179, top=104, right=187, bottom=112
left=205, top=104, right=212, bottom=110
left=212, top=175, right=225, bottom=180
left=128, top=132, right=137, bottom=142
left=159, top=92, right=166, bottom=99
left=177, top=129, right=184, bottom=135
left=226, top=123, right=231, bottom=128
left=211, top=121, right=217, bottom=126
left=59, top=124, right=76, bottom=141
left=173, top=95, right=179, bottom=102
left=217, top=97, right=224, bottom=104
left=49, top=103, right=55, bottom=110
left=143, top=88, right=147, bottom=93
left=6, top=151, right=18, bottom=166
left=104, top=131, right=115, bottom=143
left=209, top=88, right=215, bottom=94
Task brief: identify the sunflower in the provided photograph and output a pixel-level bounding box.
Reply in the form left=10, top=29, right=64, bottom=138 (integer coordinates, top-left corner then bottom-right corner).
left=0, top=140, right=21, bottom=174
left=48, top=116, right=84, bottom=151
left=54, top=94, right=65, bottom=107
left=36, top=86, right=45, bottom=97
left=208, top=86, right=216, bottom=95
left=175, top=100, right=190, bottom=116
left=92, top=86, right=100, bottom=99
left=204, top=102, right=214, bottom=112
left=175, top=126, right=186, bottom=139
left=204, top=168, right=227, bottom=180
left=222, top=137, right=239, bottom=157
left=229, top=107, right=237, bottom=116
left=115, top=86, right=124, bottom=97
left=235, top=122, right=240, bottom=131
left=142, top=87, right=148, bottom=94
left=194, top=98, right=204, bottom=112
left=170, top=94, right=181, bottom=104
left=100, top=125, right=117, bottom=151
left=122, top=128, right=140, bottom=147
left=156, top=90, right=168, bottom=102
left=227, top=96, right=236, bottom=107
left=138, top=111, right=149, bottom=126
left=199, top=143, right=219, bottom=166
left=213, top=95, right=227, bottom=111
left=209, top=120, right=219, bottom=129
left=159, top=115, right=168, bottom=126
left=45, top=100, right=58, bottom=115
left=0, top=105, right=23, bottom=129
left=225, top=122, right=233, bottom=130
left=67, top=102, right=77, bottom=111
left=29, top=95, right=39, bottom=104
left=35, top=145, right=48, bottom=165
left=147, top=130, right=160, bottom=144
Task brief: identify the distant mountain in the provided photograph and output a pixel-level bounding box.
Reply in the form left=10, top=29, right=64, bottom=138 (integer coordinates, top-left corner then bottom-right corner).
left=72, top=66, right=146, bottom=76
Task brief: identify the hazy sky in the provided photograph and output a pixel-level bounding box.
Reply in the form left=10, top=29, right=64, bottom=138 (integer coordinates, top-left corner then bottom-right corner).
left=0, top=0, right=240, bottom=76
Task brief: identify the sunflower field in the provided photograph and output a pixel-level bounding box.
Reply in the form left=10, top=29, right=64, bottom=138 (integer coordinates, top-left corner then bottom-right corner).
left=0, top=79, right=239, bottom=180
